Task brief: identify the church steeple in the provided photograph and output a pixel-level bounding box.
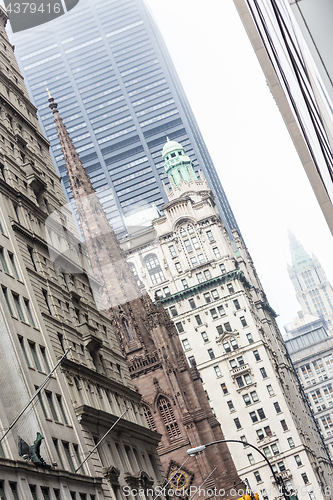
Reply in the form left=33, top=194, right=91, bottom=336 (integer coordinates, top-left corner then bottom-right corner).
left=162, top=138, right=197, bottom=186
left=48, top=91, right=140, bottom=308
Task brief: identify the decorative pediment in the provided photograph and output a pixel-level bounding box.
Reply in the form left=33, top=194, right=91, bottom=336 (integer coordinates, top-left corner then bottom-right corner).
left=103, top=465, right=121, bottom=485
left=124, top=470, right=154, bottom=491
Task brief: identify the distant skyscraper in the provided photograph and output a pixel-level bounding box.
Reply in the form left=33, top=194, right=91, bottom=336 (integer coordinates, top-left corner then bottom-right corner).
left=7, top=0, right=240, bottom=239
left=233, top=0, right=333, bottom=236
left=288, top=231, right=333, bottom=332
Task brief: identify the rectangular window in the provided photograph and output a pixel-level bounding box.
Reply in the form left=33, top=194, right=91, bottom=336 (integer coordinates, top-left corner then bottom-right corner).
left=263, top=446, right=272, bottom=459
left=253, top=350, right=261, bottom=361
left=29, top=342, right=42, bottom=371
left=204, top=292, right=211, bottom=303
left=203, top=269, right=211, bottom=279
left=169, top=245, right=177, bottom=257
left=254, top=471, right=262, bottom=483
left=227, top=400, right=235, bottom=412
left=182, top=339, right=191, bottom=351
left=237, top=356, right=244, bottom=366
left=191, top=237, right=200, bottom=250
left=256, top=429, right=264, bottom=440
left=230, top=339, right=238, bottom=350
left=39, top=346, right=50, bottom=373
left=213, top=247, right=220, bottom=259
left=224, top=322, right=232, bottom=332
left=175, top=262, right=182, bottom=272
left=280, top=419, right=288, bottom=431
left=63, top=442, right=75, bottom=472
left=251, top=391, right=259, bottom=402
left=287, top=437, right=295, bottom=448
left=223, top=341, right=231, bottom=352
left=221, top=382, right=228, bottom=394
left=198, top=254, right=206, bottom=264
left=206, top=230, right=214, bottom=242
left=250, top=411, right=258, bottom=423
left=214, top=366, right=222, bottom=377
left=163, top=286, right=170, bottom=297
left=211, top=289, right=219, bottom=300
left=264, top=426, right=272, bottom=436
left=188, top=356, right=196, bottom=367
left=13, top=294, right=25, bottom=321
left=243, top=394, right=251, bottom=406
left=208, top=348, right=215, bottom=359
left=294, top=455, right=302, bottom=467
left=246, top=333, right=254, bottom=344
left=217, top=305, right=225, bottom=316
left=29, top=486, right=37, bottom=500
left=41, top=487, right=50, bottom=500
left=240, top=435, right=248, bottom=446
left=233, top=299, right=241, bottom=310
left=169, top=306, right=178, bottom=317
left=236, top=376, right=244, bottom=388
left=56, top=394, right=68, bottom=425
left=266, top=385, right=274, bottom=396
left=181, top=279, right=188, bottom=289
left=9, top=484, right=19, bottom=500
left=156, top=289, right=163, bottom=299
left=260, top=367, right=267, bottom=379
left=277, top=461, right=286, bottom=472
left=301, top=473, right=309, bottom=485
left=196, top=272, right=204, bottom=283
left=201, top=332, right=209, bottom=343
left=234, top=418, right=241, bottom=429
left=0, top=247, right=9, bottom=272
left=184, top=239, right=192, bottom=252
left=274, top=402, right=282, bottom=413
left=190, top=256, right=197, bottom=266
left=216, top=325, right=223, bottom=335
left=271, top=443, right=279, bottom=455
left=227, top=283, right=234, bottom=294
left=240, top=316, right=247, bottom=327
left=258, top=408, right=266, bottom=420
left=53, top=439, right=64, bottom=469
left=175, top=322, right=184, bottom=333
left=210, top=308, right=218, bottom=319
left=18, top=336, right=30, bottom=366
left=24, top=299, right=35, bottom=327
left=244, top=374, right=252, bottom=385
left=247, top=453, right=255, bottom=465
left=189, top=298, right=196, bottom=309
left=42, top=290, right=52, bottom=315
left=230, top=359, right=237, bottom=369
left=195, top=314, right=202, bottom=325
left=219, top=263, right=225, bottom=273
left=8, top=253, right=19, bottom=279
left=46, top=391, right=58, bottom=421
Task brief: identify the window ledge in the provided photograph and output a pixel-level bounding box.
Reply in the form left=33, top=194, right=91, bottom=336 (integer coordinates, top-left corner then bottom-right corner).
left=54, top=421, right=64, bottom=426
left=5, top=272, right=15, bottom=279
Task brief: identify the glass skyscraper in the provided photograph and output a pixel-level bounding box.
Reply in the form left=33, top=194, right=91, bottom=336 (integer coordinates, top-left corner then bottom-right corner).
left=8, top=0, right=240, bottom=238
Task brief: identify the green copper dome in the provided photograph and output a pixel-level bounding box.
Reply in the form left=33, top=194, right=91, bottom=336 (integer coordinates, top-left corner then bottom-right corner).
left=162, top=138, right=197, bottom=186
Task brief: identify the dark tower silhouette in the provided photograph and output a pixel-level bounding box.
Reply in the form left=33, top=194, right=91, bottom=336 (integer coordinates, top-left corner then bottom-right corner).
left=48, top=92, right=243, bottom=495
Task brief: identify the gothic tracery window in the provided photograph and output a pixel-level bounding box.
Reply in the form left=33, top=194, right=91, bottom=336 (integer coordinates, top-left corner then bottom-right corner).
left=123, top=319, right=134, bottom=340
left=158, top=396, right=181, bottom=440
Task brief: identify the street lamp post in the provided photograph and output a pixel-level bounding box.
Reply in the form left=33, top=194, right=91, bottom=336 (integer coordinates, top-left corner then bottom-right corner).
left=187, top=439, right=291, bottom=500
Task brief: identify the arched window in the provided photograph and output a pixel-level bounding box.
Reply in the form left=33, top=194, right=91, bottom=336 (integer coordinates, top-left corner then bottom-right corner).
left=158, top=396, right=181, bottom=440
left=178, top=169, right=183, bottom=180
left=123, top=319, right=134, bottom=340
left=145, top=254, right=164, bottom=285
left=143, top=405, right=157, bottom=432
left=129, top=263, right=141, bottom=286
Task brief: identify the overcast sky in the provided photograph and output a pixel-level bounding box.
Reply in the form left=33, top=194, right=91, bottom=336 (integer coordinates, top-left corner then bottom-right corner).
left=2, top=0, right=333, bottom=330
left=145, top=0, right=333, bottom=331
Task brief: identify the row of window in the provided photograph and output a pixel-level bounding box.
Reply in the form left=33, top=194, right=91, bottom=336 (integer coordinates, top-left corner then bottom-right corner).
left=0, top=482, right=95, bottom=500
left=18, top=335, right=49, bottom=372
left=0, top=247, right=20, bottom=279
left=2, top=287, right=35, bottom=326
left=221, top=368, right=268, bottom=396
left=233, top=402, right=282, bottom=429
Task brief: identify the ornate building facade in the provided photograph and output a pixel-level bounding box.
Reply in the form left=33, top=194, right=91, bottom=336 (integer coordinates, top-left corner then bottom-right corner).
left=0, top=6, right=165, bottom=500
left=284, top=312, right=333, bottom=459
left=288, top=233, right=333, bottom=334
left=121, top=140, right=333, bottom=500
left=48, top=91, right=244, bottom=497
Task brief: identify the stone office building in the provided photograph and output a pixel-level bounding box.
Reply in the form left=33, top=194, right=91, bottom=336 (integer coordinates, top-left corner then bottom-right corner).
left=122, top=139, right=333, bottom=500
left=0, top=6, right=165, bottom=500
left=284, top=312, right=333, bottom=460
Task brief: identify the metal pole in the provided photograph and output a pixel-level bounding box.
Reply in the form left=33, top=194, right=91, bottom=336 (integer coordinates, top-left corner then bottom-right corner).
left=152, top=456, right=190, bottom=500
left=0, top=347, right=71, bottom=444
left=188, top=439, right=290, bottom=500
left=74, top=407, right=128, bottom=473
left=188, top=467, right=217, bottom=500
